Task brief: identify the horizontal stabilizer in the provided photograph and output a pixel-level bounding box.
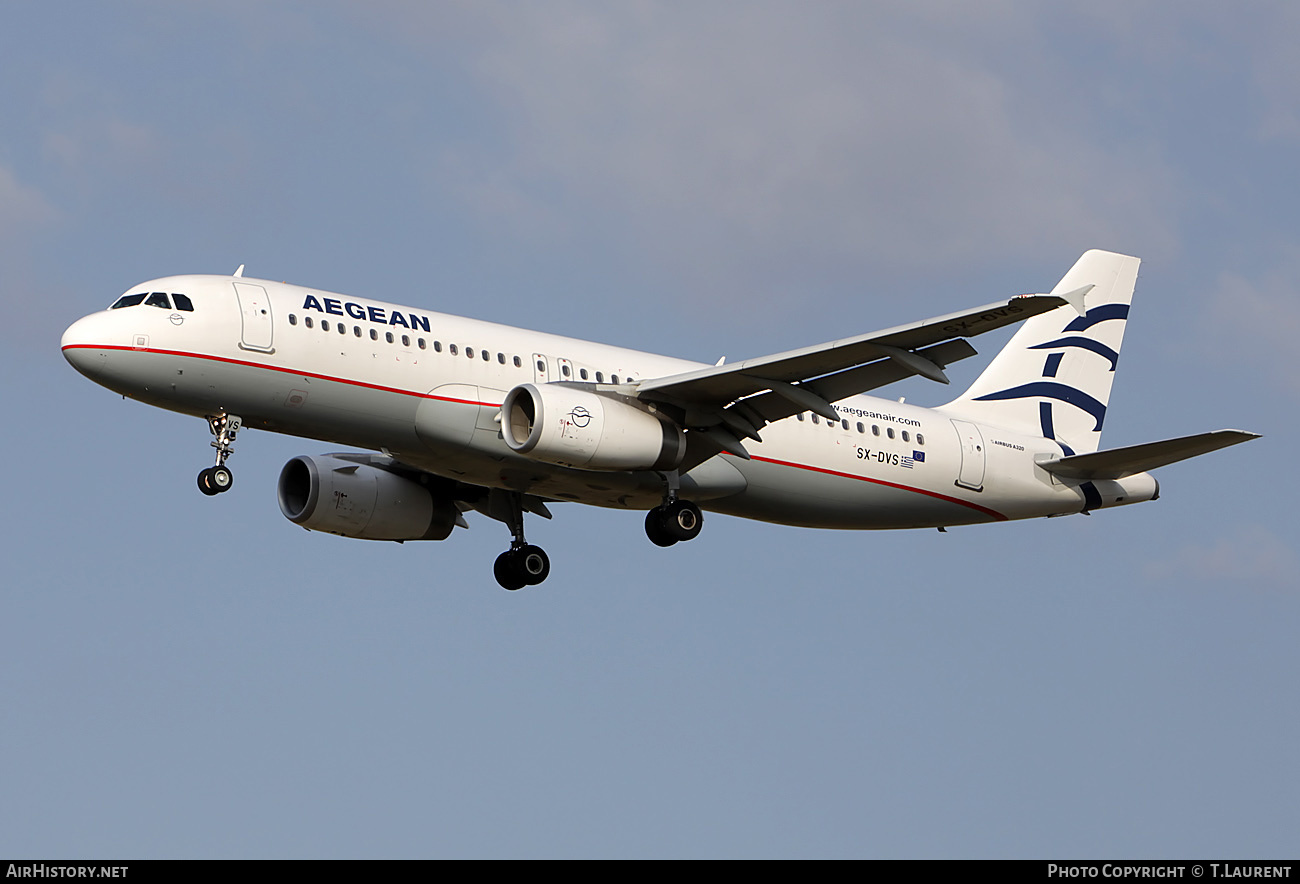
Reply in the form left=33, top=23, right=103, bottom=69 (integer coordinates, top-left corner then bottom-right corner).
left=1040, top=429, right=1260, bottom=480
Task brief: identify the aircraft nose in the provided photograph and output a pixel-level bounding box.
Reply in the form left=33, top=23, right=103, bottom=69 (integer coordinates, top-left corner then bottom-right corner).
left=61, top=313, right=110, bottom=377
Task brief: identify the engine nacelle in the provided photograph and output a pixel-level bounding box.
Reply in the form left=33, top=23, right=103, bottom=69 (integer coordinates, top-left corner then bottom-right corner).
left=277, top=455, right=459, bottom=541
left=502, top=383, right=686, bottom=471
left=1084, top=472, right=1160, bottom=510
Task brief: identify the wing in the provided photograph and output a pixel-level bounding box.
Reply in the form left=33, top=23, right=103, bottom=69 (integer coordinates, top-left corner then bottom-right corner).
left=633, top=290, right=1086, bottom=463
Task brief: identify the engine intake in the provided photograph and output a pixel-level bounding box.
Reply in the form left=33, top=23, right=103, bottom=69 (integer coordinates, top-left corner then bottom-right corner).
left=277, top=455, right=459, bottom=541
left=502, top=384, right=685, bottom=471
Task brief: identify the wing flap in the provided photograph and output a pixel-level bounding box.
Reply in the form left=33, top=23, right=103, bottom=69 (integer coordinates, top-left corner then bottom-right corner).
left=635, top=294, right=1073, bottom=406
left=1040, top=430, right=1261, bottom=480
left=740, top=339, right=978, bottom=424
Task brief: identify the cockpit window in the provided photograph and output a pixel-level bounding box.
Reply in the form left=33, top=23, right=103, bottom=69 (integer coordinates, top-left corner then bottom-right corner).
left=145, top=292, right=172, bottom=309
left=110, top=293, right=147, bottom=309
left=172, top=293, right=194, bottom=312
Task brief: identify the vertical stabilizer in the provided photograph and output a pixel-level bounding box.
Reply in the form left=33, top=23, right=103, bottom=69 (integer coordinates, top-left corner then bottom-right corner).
left=940, top=250, right=1140, bottom=455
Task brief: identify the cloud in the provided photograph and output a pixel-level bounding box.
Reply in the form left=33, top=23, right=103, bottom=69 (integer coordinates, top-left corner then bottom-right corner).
left=43, top=118, right=159, bottom=176
left=1245, top=6, right=1300, bottom=143
left=0, top=164, right=61, bottom=348
left=353, top=3, right=1180, bottom=306
left=0, top=164, right=58, bottom=234
left=1201, top=252, right=1300, bottom=398
left=1144, top=526, right=1300, bottom=589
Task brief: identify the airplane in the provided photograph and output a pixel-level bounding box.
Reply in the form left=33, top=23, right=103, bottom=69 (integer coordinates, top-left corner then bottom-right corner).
left=61, top=249, right=1258, bottom=590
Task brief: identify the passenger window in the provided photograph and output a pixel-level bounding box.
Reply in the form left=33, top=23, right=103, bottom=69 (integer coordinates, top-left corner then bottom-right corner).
left=887, top=428, right=895, bottom=439
left=371, top=329, right=379, bottom=341
left=872, top=425, right=880, bottom=436
left=289, top=314, right=297, bottom=326
left=595, top=372, right=604, bottom=383
left=402, top=334, right=410, bottom=347
left=536, top=359, right=545, bottom=372
left=797, top=413, right=805, bottom=422
left=812, top=414, right=820, bottom=425
left=580, top=368, right=588, bottom=380
left=418, top=338, right=427, bottom=350
left=305, top=316, right=314, bottom=329
left=611, top=375, right=619, bottom=384
left=841, top=420, right=849, bottom=430
left=338, top=323, right=346, bottom=334
left=917, top=434, right=925, bottom=445
left=354, top=326, right=362, bottom=337
left=513, top=356, right=521, bottom=367
left=466, top=347, right=474, bottom=359
left=451, top=344, right=459, bottom=356
left=434, top=341, right=442, bottom=352
left=386, top=332, right=394, bottom=344
left=561, top=364, right=571, bottom=377
left=856, top=422, right=864, bottom=433
left=322, top=320, right=330, bottom=332
left=110, top=293, right=147, bottom=309
left=498, top=353, right=505, bottom=364
left=172, top=293, right=195, bottom=312
left=482, top=350, right=489, bottom=361
left=145, top=292, right=171, bottom=309
left=902, top=430, right=910, bottom=442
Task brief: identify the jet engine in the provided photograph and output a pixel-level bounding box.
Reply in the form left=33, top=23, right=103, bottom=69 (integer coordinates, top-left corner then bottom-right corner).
left=277, top=455, right=460, bottom=540
left=501, top=383, right=685, bottom=471
left=1082, top=472, right=1160, bottom=510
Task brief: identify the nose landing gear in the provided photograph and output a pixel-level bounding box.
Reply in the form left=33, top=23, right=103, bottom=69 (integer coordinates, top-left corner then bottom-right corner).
left=197, top=464, right=234, bottom=495
left=197, top=413, right=241, bottom=496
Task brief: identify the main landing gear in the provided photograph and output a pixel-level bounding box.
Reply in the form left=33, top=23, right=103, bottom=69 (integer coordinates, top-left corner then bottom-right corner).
left=645, top=499, right=704, bottom=546
left=490, top=489, right=551, bottom=591
left=645, top=472, right=703, bottom=547
left=197, top=413, right=242, bottom=496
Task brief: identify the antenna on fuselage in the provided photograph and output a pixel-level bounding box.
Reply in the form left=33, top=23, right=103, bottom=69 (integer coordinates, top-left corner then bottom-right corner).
left=233, top=264, right=245, bottom=278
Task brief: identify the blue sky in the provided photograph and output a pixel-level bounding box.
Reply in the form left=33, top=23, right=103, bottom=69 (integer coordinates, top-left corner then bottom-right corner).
left=1, top=1, right=1296, bottom=858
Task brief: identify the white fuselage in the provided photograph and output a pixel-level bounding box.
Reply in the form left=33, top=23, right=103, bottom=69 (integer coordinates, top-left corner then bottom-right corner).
left=62, top=274, right=1136, bottom=530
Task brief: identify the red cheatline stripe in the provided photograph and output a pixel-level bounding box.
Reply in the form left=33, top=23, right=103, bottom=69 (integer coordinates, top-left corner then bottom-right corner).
left=747, top=453, right=1009, bottom=520
left=65, top=343, right=1007, bottom=520
left=61, top=343, right=502, bottom=407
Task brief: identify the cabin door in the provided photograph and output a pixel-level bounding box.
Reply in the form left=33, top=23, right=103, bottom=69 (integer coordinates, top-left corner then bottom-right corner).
left=233, top=283, right=274, bottom=352
left=951, top=419, right=986, bottom=492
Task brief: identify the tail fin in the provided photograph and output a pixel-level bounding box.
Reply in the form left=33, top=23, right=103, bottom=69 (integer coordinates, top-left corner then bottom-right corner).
left=941, top=250, right=1140, bottom=455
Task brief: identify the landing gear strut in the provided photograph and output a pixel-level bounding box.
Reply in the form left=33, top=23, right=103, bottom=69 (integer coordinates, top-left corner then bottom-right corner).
left=645, top=471, right=703, bottom=547
left=490, top=489, right=551, bottom=591
left=198, top=413, right=242, bottom=496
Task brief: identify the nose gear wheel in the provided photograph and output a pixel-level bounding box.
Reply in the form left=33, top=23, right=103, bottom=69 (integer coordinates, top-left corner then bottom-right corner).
left=196, top=414, right=241, bottom=496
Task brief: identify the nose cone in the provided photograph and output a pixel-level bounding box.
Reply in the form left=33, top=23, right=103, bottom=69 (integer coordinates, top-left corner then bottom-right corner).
left=61, top=313, right=110, bottom=378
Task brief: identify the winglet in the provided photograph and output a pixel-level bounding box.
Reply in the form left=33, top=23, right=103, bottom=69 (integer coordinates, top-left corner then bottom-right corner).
left=1056, top=284, right=1093, bottom=317
left=234, top=264, right=245, bottom=278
